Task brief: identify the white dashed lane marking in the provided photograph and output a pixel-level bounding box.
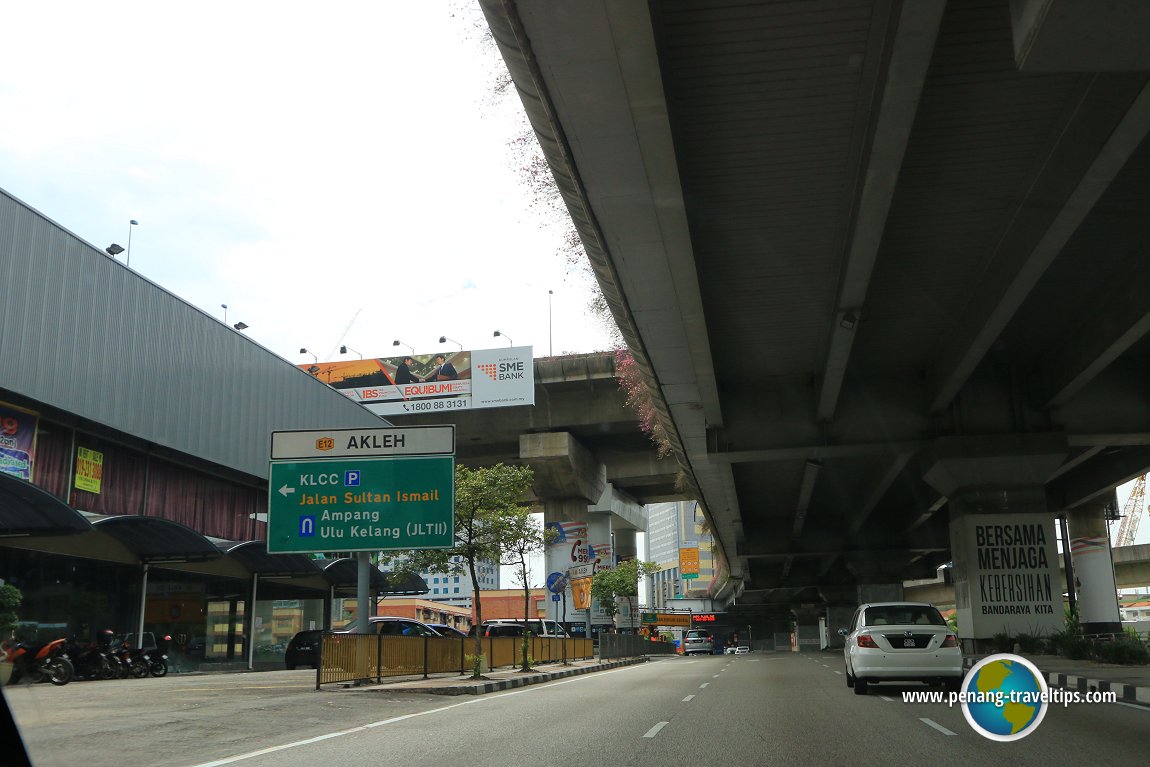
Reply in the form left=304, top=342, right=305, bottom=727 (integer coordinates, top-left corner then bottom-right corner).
left=644, top=722, right=670, bottom=738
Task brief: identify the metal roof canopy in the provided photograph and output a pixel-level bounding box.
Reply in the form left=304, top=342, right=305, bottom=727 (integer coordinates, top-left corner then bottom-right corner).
left=91, top=516, right=223, bottom=564
left=217, top=540, right=322, bottom=577
left=321, top=558, right=429, bottom=596
left=0, top=473, right=93, bottom=537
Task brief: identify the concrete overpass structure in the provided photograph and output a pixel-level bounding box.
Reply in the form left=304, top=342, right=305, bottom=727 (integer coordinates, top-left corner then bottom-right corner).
left=907, top=543, right=1150, bottom=606
left=478, top=1, right=1150, bottom=643
left=388, top=353, right=686, bottom=613
left=390, top=353, right=679, bottom=509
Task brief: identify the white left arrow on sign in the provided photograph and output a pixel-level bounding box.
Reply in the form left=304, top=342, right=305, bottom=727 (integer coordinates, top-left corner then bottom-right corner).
left=278, top=484, right=296, bottom=497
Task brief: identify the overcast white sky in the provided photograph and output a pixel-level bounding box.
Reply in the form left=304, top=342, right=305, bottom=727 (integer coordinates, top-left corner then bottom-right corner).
left=0, top=1, right=615, bottom=363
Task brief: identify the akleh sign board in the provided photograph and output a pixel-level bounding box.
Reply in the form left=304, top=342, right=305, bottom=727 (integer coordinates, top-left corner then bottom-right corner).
left=267, top=426, right=455, bottom=554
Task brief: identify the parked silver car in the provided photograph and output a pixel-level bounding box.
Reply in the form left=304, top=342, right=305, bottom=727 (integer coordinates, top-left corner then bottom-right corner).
left=682, top=628, right=713, bottom=656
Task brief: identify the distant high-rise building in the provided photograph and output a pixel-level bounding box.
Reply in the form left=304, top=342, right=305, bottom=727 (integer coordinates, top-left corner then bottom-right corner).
left=645, top=500, right=714, bottom=608
left=389, top=554, right=500, bottom=608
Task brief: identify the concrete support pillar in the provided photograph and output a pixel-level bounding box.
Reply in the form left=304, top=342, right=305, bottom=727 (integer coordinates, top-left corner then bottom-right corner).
left=793, top=606, right=823, bottom=652
left=613, top=528, right=638, bottom=563
left=857, top=583, right=904, bottom=603
left=521, top=432, right=608, bottom=633
left=825, top=606, right=856, bottom=649
left=924, top=436, right=1067, bottom=653
left=819, top=585, right=863, bottom=650
left=540, top=498, right=600, bottom=630
left=1067, top=493, right=1123, bottom=634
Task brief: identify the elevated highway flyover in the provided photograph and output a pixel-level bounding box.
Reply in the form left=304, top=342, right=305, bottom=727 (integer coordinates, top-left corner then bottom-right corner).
left=477, top=0, right=1150, bottom=643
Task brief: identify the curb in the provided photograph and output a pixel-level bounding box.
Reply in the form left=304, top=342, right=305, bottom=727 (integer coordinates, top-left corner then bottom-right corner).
left=963, top=657, right=1150, bottom=707
left=368, top=657, right=646, bottom=696
left=1042, top=672, right=1150, bottom=706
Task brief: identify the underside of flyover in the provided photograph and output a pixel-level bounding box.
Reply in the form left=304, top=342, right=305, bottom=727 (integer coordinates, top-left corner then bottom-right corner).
left=480, top=0, right=1150, bottom=616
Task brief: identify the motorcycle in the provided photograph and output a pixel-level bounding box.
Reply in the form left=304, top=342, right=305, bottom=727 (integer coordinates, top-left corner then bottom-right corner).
left=1, top=637, right=74, bottom=685
left=112, top=639, right=150, bottom=679
left=141, top=634, right=172, bottom=678
left=67, top=630, right=121, bottom=681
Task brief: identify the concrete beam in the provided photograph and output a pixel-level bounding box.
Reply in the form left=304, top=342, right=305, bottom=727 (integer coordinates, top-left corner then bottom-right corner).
left=1011, top=0, right=1150, bottom=71
left=930, top=77, right=1150, bottom=412
left=922, top=434, right=1069, bottom=497
left=589, top=483, right=646, bottom=532
left=519, top=432, right=606, bottom=503
left=817, top=0, right=945, bottom=421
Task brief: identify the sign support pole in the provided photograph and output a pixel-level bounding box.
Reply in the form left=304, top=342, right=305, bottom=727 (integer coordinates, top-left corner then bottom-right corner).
left=357, top=552, right=371, bottom=633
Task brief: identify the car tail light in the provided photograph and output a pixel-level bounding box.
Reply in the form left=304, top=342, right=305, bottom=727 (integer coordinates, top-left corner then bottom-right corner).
left=856, top=634, right=879, bottom=648
left=941, top=634, right=958, bottom=648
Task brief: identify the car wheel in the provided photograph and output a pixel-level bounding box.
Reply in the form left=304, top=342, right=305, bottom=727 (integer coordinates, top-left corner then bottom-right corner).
left=286, top=663, right=296, bottom=670
left=853, top=677, right=868, bottom=696
left=845, top=669, right=854, bottom=688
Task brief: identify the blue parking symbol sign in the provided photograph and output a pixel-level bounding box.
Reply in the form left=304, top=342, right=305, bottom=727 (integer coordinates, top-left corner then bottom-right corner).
left=345, top=470, right=360, bottom=486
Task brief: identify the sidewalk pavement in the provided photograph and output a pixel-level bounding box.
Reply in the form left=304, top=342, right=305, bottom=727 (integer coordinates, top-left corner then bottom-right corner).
left=330, top=656, right=650, bottom=696
left=963, top=653, right=1150, bottom=706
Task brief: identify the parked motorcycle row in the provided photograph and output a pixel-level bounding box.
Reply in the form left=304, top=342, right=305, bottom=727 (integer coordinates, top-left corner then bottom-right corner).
left=1, top=630, right=171, bottom=686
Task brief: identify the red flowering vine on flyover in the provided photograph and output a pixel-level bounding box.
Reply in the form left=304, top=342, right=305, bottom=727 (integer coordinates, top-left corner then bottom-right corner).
left=615, top=347, right=673, bottom=458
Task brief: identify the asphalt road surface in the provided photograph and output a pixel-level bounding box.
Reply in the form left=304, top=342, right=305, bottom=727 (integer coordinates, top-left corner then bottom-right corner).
left=7, top=653, right=1150, bottom=766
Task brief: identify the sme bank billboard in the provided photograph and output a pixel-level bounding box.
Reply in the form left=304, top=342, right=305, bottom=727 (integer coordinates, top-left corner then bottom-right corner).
left=299, top=346, right=534, bottom=416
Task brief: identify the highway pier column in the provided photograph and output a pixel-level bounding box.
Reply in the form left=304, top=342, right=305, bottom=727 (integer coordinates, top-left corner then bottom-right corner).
left=521, top=432, right=607, bottom=633
left=1066, top=493, right=1123, bottom=635
left=924, top=436, right=1067, bottom=654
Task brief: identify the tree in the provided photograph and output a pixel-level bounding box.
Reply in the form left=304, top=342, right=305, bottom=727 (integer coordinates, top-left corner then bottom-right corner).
left=0, top=583, right=21, bottom=641
left=590, top=560, right=661, bottom=629
left=501, top=508, right=557, bottom=671
left=380, top=463, right=535, bottom=676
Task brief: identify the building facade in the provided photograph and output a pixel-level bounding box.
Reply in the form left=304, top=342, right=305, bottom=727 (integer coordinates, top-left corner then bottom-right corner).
left=0, top=187, right=401, bottom=669
left=391, top=554, right=500, bottom=607
left=645, top=500, right=715, bottom=609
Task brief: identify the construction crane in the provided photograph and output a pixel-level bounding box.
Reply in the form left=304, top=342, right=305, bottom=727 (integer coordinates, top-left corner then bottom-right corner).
left=1115, top=474, right=1147, bottom=547
left=326, top=308, right=362, bottom=361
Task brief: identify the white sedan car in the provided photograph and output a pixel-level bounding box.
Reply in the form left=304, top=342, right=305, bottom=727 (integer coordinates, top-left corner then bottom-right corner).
left=841, top=602, right=962, bottom=696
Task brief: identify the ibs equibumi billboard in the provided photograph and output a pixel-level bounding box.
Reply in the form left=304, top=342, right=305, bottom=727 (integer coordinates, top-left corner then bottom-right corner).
left=299, top=346, right=534, bottom=416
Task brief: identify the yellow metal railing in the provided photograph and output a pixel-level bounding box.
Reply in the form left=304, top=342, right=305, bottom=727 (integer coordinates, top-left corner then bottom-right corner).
left=317, top=634, right=595, bottom=687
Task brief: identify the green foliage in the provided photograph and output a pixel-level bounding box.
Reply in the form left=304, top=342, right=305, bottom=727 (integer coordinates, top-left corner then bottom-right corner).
left=1015, top=633, right=1045, bottom=654
left=991, top=632, right=1014, bottom=654
left=0, top=583, right=21, bottom=636
left=1048, top=611, right=1091, bottom=658
left=499, top=504, right=552, bottom=671
left=378, top=463, right=535, bottom=676
left=590, top=560, right=661, bottom=623
left=465, top=653, right=486, bottom=676
left=1093, top=636, right=1150, bottom=665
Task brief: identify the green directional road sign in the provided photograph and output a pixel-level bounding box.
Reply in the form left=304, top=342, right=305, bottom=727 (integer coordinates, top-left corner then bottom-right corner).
left=267, top=455, right=454, bottom=553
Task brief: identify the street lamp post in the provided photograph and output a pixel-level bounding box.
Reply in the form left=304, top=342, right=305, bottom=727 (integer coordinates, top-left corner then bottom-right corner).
left=127, top=220, right=138, bottom=267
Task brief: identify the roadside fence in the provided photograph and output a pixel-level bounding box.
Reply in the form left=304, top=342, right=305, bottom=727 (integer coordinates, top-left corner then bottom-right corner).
left=317, top=633, right=595, bottom=688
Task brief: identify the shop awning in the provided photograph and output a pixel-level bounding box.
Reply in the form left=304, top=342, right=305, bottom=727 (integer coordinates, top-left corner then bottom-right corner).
left=91, top=515, right=223, bottom=563
left=217, top=540, right=322, bottom=577
left=0, top=472, right=93, bottom=537
left=321, top=558, right=429, bottom=595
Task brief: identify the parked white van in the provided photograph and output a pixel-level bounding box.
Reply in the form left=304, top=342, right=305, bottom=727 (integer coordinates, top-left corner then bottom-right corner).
left=468, top=619, right=570, bottom=638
